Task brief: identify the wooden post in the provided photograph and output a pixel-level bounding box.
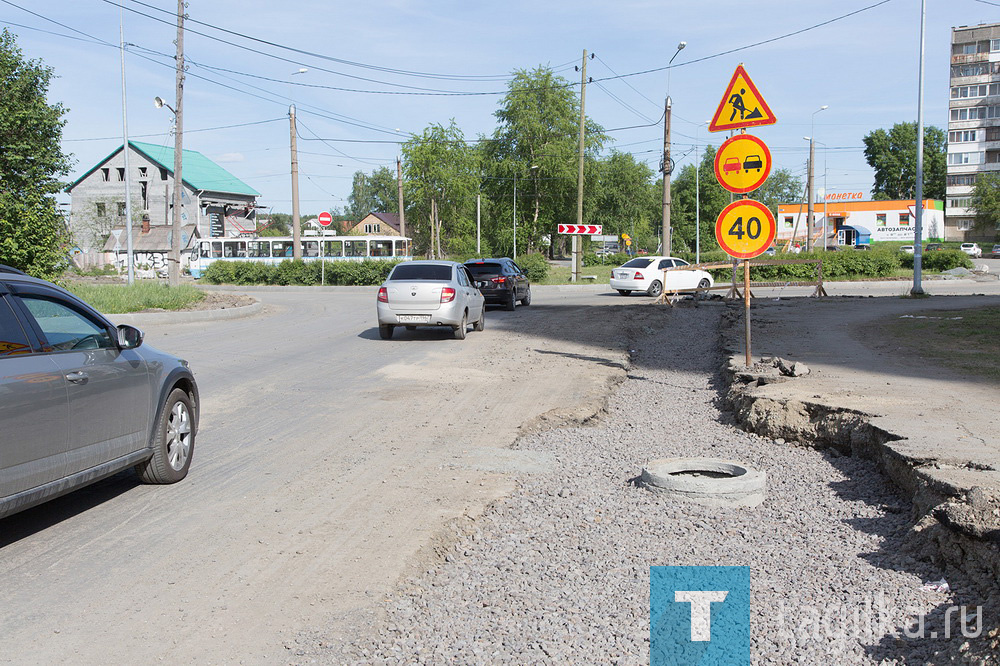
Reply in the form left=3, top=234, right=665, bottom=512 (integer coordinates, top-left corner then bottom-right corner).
left=743, top=259, right=752, bottom=367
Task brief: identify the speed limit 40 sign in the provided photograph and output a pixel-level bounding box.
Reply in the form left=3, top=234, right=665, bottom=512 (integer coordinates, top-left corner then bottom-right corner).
left=714, top=199, right=776, bottom=260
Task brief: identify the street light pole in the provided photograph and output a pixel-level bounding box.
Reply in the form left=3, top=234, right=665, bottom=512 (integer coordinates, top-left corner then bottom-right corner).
left=118, top=2, right=134, bottom=285
left=806, top=105, right=828, bottom=252
left=912, top=0, right=927, bottom=295
left=167, top=0, right=184, bottom=287
left=661, top=41, right=685, bottom=256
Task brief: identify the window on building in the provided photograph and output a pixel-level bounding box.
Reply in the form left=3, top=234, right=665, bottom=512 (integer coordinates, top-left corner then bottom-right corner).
left=992, top=39, right=1000, bottom=52
left=948, top=151, right=985, bottom=165
left=363, top=223, right=382, bottom=233
left=876, top=214, right=886, bottom=226
left=949, top=130, right=979, bottom=143
left=951, top=84, right=989, bottom=99
left=950, top=106, right=991, bottom=121
left=159, top=167, right=168, bottom=181
left=140, top=181, right=148, bottom=210
left=138, top=167, right=147, bottom=178
left=948, top=174, right=978, bottom=186
left=951, top=63, right=991, bottom=77
left=96, top=202, right=106, bottom=217
left=783, top=216, right=793, bottom=229
left=117, top=202, right=127, bottom=217
left=116, top=167, right=125, bottom=181
left=957, top=219, right=974, bottom=231
left=899, top=213, right=910, bottom=225
left=100, top=168, right=110, bottom=182
left=949, top=197, right=973, bottom=208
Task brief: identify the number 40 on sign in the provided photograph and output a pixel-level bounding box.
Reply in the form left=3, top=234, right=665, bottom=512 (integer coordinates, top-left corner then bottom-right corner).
left=714, top=199, right=776, bottom=260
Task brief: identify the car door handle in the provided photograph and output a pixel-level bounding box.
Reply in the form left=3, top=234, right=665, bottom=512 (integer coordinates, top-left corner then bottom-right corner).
left=65, top=371, right=89, bottom=384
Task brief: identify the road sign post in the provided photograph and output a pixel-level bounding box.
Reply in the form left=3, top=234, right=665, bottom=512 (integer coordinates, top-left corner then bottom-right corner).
left=317, top=212, right=332, bottom=285
left=709, top=64, right=777, bottom=367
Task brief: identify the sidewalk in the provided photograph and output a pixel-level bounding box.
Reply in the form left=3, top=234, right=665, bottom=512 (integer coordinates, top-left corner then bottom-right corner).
left=721, top=293, right=1000, bottom=592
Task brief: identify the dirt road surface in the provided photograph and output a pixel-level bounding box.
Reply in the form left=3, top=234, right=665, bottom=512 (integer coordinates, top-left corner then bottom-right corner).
left=0, top=289, right=655, bottom=664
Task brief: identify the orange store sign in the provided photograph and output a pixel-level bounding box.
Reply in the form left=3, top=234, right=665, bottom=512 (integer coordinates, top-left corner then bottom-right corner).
left=824, top=192, right=864, bottom=201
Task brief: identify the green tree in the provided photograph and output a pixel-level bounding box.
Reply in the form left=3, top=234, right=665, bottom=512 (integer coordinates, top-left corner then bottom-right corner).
left=862, top=122, right=946, bottom=200
left=670, top=146, right=729, bottom=254
left=747, top=167, right=803, bottom=216
left=590, top=151, right=658, bottom=251
left=347, top=166, right=398, bottom=220
left=402, top=120, right=479, bottom=258
left=483, top=66, right=606, bottom=257
left=970, top=172, right=1000, bottom=237
left=0, top=29, right=73, bottom=278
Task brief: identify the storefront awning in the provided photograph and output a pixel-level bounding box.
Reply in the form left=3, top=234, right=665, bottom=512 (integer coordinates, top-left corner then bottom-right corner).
left=847, top=224, right=872, bottom=242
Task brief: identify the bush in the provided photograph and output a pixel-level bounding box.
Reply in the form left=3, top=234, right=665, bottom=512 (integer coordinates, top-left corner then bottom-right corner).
left=516, top=253, right=549, bottom=282
left=900, top=250, right=973, bottom=272
left=201, top=259, right=401, bottom=286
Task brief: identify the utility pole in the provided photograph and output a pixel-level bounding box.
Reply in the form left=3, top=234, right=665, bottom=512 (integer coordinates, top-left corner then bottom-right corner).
left=168, top=0, right=185, bottom=287
left=396, top=156, right=405, bottom=238
left=912, top=0, right=927, bottom=295
left=476, top=192, right=481, bottom=255
left=574, top=49, right=589, bottom=282
left=289, top=104, right=302, bottom=260
left=806, top=137, right=815, bottom=252
left=119, top=2, right=134, bottom=285
left=661, top=96, right=673, bottom=255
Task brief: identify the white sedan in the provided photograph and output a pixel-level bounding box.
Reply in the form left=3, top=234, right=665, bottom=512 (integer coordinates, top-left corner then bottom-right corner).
left=610, top=256, right=714, bottom=297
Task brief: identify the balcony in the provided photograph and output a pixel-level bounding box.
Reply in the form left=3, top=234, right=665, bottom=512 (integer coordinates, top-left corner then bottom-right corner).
left=952, top=53, right=989, bottom=64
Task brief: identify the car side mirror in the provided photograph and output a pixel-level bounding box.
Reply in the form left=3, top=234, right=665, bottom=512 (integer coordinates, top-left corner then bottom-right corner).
left=117, top=324, right=144, bottom=349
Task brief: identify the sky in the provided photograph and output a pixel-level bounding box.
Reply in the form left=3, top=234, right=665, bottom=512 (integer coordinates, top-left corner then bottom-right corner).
left=3, top=0, right=999, bottom=216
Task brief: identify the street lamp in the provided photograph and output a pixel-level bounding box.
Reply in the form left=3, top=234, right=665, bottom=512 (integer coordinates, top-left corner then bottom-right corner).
left=804, top=105, right=828, bottom=251
left=662, top=40, right=686, bottom=256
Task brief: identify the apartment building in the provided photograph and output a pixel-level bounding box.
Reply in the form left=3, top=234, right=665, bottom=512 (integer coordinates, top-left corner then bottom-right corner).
left=947, top=23, right=1000, bottom=242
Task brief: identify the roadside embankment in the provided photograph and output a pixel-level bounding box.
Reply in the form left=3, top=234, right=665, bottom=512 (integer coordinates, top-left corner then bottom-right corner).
left=720, top=296, right=1000, bottom=653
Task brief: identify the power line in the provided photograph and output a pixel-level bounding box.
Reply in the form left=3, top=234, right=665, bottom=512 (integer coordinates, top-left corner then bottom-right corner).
left=65, top=117, right=285, bottom=142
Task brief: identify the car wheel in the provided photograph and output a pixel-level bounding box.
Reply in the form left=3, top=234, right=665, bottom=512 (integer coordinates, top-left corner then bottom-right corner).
left=454, top=311, right=468, bottom=339
left=520, top=286, right=531, bottom=306
left=379, top=323, right=394, bottom=339
left=617, top=289, right=631, bottom=296
left=474, top=307, right=485, bottom=332
left=698, top=278, right=710, bottom=289
left=505, top=289, right=516, bottom=311
left=136, top=388, right=194, bottom=484
left=647, top=280, right=663, bottom=298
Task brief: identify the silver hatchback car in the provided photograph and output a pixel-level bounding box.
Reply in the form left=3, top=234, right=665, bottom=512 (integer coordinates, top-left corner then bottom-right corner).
left=0, top=266, right=199, bottom=519
left=376, top=261, right=485, bottom=339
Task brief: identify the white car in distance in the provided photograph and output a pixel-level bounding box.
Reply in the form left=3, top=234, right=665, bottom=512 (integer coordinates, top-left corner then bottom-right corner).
left=610, top=256, right=714, bottom=297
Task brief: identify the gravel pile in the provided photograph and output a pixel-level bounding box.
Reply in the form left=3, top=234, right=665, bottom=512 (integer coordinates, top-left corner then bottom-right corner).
left=317, top=305, right=997, bottom=665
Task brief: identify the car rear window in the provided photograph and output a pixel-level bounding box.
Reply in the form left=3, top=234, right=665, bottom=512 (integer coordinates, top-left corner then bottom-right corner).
left=622, top=258, right=654, bottom=268
left=465, top=263, right=504, bottom=276
left=389, top=264, right=453, bottom=281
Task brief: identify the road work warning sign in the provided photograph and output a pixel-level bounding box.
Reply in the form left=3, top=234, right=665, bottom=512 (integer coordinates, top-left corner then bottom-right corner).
left=708, top=64, right=776, bottom=133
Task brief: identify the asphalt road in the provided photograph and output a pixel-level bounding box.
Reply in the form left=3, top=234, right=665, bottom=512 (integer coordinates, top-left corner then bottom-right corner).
left=0, top=287, right=635, bottom=664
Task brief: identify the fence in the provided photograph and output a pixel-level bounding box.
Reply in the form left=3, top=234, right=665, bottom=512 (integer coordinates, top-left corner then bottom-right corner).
left=656, top=258, right=827, bottom=305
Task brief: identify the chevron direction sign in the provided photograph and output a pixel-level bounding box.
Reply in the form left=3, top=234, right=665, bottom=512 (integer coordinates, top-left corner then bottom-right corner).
left=557, top=224, right=602, bottom=235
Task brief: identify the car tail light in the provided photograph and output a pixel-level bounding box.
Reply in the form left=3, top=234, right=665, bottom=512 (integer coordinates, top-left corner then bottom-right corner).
left=440, top=287, right=456, bottom=303
left=634, top=271, right=644, bottom=279
left=491, top=276, right=506, bottom=284
left=377, top=287, right=388, bottom=303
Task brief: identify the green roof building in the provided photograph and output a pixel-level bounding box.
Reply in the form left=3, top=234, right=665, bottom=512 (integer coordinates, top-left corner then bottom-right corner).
left=67, top=141, right=260, bottom=252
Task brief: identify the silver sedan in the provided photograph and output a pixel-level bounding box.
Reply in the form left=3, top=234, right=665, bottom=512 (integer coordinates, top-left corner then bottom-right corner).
left=376, top=261, right=485, bottom=340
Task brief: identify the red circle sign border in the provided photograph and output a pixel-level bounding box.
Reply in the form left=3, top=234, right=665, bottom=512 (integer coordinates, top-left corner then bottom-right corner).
left=318, top=212, right=334, bottom=227
left=714, top=198, right=777, bottom=260
left=713, top=134, right=773, bottom=194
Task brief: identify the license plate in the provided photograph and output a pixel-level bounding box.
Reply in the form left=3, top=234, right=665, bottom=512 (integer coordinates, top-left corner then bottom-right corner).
left=397, top=315, right=430, bottom=323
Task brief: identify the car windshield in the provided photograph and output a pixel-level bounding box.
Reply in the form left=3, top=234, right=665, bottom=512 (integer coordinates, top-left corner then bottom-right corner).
left=465, top=263, right=503, bottom=276
left=621, top=258, right=654, bottom=268
left=389, top=264, right=452, bottom=281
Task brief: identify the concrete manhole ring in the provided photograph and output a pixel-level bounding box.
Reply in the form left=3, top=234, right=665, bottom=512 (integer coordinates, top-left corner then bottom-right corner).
left=640, top=458, right=766, bottom=507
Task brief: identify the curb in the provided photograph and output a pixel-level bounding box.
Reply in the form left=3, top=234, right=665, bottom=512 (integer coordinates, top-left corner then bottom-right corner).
left=111, top=300, right=263, bottom=327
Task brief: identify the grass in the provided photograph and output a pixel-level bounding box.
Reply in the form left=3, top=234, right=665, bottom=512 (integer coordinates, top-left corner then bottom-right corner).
left=64, top=282, right=206, bottom=314
left=881, top=307, right=1000, bottom=382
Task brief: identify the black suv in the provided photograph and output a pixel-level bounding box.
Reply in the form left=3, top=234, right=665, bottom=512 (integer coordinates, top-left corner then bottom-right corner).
left=464, top=258, right=531, bottom=310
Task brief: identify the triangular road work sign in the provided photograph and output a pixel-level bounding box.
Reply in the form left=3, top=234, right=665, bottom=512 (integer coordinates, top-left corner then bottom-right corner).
left=708, top=64, right=776, bottom=133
